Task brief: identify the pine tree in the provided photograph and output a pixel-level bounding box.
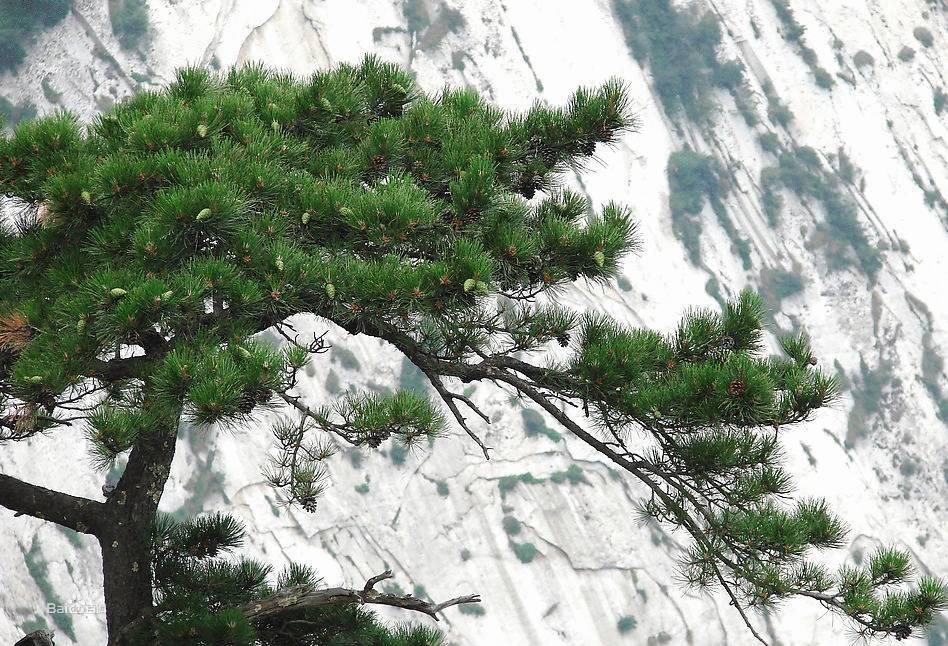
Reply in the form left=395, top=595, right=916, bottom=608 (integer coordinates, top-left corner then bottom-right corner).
left=0, top=57, right=943, bottom=645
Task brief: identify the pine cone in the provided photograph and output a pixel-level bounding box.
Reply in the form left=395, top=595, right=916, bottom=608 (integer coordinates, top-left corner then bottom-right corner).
left=540, top=147, right=557, bottom=167
left=366, top=430, right=391, bottom=448
left=728, top=378, right=746, bottom=397
left=894, top=625, right=912, bottom=641
left=518, top=177, right=538, bottom=199
left=238, top=391, right=255, bottom=414
left=556, top=333, right=570, bottom=347
left=464, top=206, right=481, bottom=223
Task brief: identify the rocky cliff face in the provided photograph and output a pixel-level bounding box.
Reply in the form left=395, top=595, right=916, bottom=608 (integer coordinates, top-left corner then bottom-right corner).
left=1, top=1, right=947, bottom=644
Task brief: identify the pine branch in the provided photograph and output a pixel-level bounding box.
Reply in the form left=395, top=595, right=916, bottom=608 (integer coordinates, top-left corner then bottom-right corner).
left=241, top=570, right=480, bottom=622
left=3, top=55, right=937, bottom=646
left=278, top=391, right=356, bottom=445
left=0, top=472, right=105, bottom=534
left=348, top=321, right=916, bottom=640
left=87, top=354, right=157, bottom=382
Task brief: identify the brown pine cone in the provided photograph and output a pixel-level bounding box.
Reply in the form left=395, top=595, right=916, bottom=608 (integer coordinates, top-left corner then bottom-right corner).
left=728, top=378, right=746, bottom=397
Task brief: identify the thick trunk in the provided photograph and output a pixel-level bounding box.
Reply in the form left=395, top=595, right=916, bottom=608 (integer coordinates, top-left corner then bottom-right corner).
left=99, top=420, right=179, bottom=645
left=99, top=525, right=155, bottom=645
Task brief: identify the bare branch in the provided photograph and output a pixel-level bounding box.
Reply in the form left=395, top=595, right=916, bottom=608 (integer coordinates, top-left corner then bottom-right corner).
left=242, top=570, right=480, bottom=622
left=363, top=569, right=394, bottom=592
left=446, top=389, right=491, bottom=424
left=422, top=368, right=491, bottom=459
left=273, top=324, right=330, bottom=357
left=712, top=565, right=770, bottom=646
left=277, top=392, right=356, bottom=445
left=0, top=472, right=106, bottom=534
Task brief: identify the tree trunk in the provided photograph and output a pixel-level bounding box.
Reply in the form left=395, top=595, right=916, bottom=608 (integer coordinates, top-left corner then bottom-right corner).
left=99, top=418, right=179, bottom=645
left=99, top=524, right=156, bottom=645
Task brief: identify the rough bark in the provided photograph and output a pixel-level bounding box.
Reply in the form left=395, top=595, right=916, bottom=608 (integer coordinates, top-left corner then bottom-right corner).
left=0, top=473, right=105, bottom=534
left=0, top=392, right=178, bottom=644
left=98, top=525, right=157, bottom=646
left=99, top=419, right=179, bottom=645
left=14, top=630, right=55, bottom=646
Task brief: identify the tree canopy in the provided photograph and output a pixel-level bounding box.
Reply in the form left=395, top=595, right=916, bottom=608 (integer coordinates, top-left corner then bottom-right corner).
left=0, top=57, right=943, bottom=645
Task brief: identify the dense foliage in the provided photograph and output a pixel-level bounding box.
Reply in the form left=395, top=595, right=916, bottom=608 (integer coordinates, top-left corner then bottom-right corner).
left=148, top=513, right=443, bottom=645
left=0, top=57, right=630, bottom=644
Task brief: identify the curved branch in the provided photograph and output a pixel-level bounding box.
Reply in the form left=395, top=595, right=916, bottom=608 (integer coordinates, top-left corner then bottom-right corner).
left=242, top=570, right=480, bottom=622
left=327, top=318, right=934, bottom=641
